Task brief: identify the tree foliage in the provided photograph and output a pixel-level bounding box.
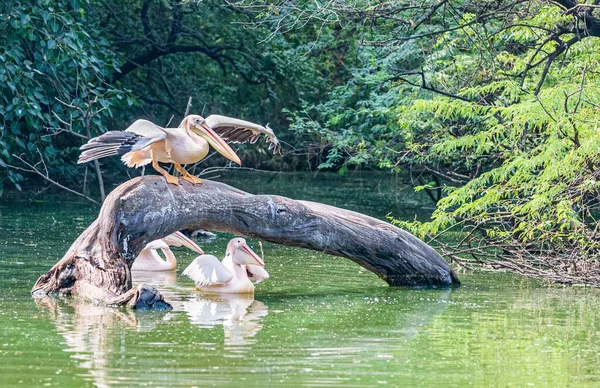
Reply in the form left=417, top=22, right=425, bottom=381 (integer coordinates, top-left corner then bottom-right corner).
left=1, top=0, right=333, bottom=197
left=240, top=0, right=600, bottom=284
left=0, top=0, right=128, bottom=195
left=5, top=0, right=600, bottom=283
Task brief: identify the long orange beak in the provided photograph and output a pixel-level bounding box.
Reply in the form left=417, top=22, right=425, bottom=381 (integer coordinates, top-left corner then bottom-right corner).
left=162, top=231, right=204, bottom=254
left=241, top=242, right=265, bottom=267
left=172, top=231, right=204, bottom=254
left=192, top=123, right=242, bottom=165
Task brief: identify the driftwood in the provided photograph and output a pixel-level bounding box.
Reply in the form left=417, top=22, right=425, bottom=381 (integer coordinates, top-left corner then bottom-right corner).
left=32, top=176, right=460, bottom=309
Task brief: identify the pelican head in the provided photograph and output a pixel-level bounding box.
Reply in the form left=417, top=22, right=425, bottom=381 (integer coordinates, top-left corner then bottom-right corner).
left=228, top=238, right=265, bottom=267
left=182, top=115, right=242, bottom=165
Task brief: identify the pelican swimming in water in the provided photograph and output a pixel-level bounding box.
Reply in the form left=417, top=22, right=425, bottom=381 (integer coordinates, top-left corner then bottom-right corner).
left=132, top=231, right=204, bottom=271
left=78, top=114, right=282, bottom=185
left=182, top=238, right=269, bottom=294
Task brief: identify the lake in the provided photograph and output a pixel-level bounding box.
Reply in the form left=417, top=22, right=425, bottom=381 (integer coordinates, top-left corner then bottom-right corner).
left=1, top=171, right=600, bottom=386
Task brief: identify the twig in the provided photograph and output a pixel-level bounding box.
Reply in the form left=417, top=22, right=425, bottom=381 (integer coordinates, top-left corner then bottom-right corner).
left=199, top=166, right=282, bottom=176
left=565, top=3, right=600, bottom=14
left=413, top=0, right=448, bottom=30
left=83, top=166, right=88, bottom=195
left=534, top=37, right=579, bottom=96
left=54, top=96, right=106, bottom=202
left=8, top=155, right=100, bottom=205
left=258, top=241, right=265, bottom=262
left=84, top=113, right=106, bottom=202
left=184, top=96, right=193, bottom=117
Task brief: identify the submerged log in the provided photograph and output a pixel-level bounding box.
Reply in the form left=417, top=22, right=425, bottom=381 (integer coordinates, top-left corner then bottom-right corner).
left=32, top=176, right=460, bottom=309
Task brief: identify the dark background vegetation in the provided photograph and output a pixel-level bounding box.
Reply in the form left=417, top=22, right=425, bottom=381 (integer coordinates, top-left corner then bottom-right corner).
left=3, top=0, right=600, bottom=284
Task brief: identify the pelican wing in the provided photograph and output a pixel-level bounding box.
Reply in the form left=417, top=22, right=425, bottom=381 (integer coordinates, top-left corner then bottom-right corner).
left=162, top=231, right=204, bottom=254
left=183, top=255, right=233, bottom=287
left=245, top=264, right=270, bottom=283
left=78, top=119, right=167, bottom=163
left=121, top=119, right=168, bottom=150
left=205, top=115, right=283, bottom=155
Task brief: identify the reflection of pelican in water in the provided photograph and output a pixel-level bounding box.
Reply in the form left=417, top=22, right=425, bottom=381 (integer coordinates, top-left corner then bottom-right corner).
left=181, top=294, right=269, bottom=346
left=34, top=294, right=269, bottom=384
left=33, top=298, right=144, bottom=388
left=131, top=269, right=178, bottom=288
left=33, top=285, right=455, bottom=385
left=183, top=238, right=268, bottom=294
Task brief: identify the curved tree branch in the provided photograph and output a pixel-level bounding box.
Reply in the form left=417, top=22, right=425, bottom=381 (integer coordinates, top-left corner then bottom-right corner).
left=114, top=44, right=215, bottom=81
left=31, top=176, right=460, bottom=309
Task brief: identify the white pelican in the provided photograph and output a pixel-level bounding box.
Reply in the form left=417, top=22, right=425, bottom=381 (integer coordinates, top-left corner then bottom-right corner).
left=182, top=238, right=268, bottom=294
left=132, top=231, right=204, bottom=271
left=78, top=114, right=282, bottom=185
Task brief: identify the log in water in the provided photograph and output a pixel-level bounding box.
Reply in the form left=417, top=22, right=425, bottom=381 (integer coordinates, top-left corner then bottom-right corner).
left=32, top=176, right=460, bottom=309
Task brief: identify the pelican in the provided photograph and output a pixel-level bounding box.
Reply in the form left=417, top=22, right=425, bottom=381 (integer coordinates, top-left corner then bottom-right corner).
left=132, top=231, right=204, bottom=271
left=78, top=114, right=282, bottom=185
left=182, top=238, right=269, bottom=294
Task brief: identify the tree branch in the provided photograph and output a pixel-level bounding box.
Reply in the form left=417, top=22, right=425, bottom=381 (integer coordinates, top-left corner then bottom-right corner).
left=534, top=36, right=579, bottom=95
left=8, top=155, right=100, bottom=205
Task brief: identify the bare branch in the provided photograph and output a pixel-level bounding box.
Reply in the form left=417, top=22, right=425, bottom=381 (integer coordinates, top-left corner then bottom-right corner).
left=8, top=155, right=100, bottom=205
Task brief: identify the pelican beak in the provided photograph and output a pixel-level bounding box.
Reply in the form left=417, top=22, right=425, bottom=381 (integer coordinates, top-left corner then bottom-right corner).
left=192, top=122, right=242, bottom=166
left=172, top=231, right=204, bottom=254
left=241, top=242, right=265, bottom=267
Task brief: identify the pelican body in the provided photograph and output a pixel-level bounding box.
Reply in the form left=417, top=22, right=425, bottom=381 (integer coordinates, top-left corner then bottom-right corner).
left=78, top=114, right=282, bottom=185
left=182, top=238, right=269, bottom=294
left=132, top=231, right=204, bottom=271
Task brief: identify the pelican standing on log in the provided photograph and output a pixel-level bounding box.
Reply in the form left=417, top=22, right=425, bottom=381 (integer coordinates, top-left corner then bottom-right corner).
left=132, top=231, right=204, bottom=271
left=183, top=238, right=269, bottom=294
left=78, top=115, right=282, bottom=185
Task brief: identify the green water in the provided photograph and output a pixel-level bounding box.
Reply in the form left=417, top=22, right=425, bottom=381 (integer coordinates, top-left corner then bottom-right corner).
left=2, top=172, right=600, bottom=387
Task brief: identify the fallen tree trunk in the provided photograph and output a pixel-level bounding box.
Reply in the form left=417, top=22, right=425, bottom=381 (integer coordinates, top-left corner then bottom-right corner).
left=32, top=176, right=460, bottom=309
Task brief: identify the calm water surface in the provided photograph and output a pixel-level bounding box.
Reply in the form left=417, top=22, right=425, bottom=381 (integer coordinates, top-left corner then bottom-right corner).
left=1, top=171, right=600, bottom=386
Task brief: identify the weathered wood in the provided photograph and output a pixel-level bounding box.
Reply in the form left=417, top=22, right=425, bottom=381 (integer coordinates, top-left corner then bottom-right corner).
left=32, top=176, right=460, bottom=309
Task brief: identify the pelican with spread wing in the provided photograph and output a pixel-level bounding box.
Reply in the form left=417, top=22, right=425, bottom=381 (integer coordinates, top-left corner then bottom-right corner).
left=78, top=114, right=282, bottom=185
left=182, top=238, right=269, bottom=294
left=205, top=115, right=282, bottom=156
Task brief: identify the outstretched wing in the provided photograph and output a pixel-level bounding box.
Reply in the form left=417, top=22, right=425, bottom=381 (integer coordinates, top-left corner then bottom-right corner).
left=78, top=119, right=167, bottom=164
left=205, top=115, right=283, bottom=155
left=126, top=119, right=167, bottom=135
left=182, top=255, right=233, bottom=287
left=245, top=264, right=270, bottom=283
left=162, top=231, right=204, bottom=254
